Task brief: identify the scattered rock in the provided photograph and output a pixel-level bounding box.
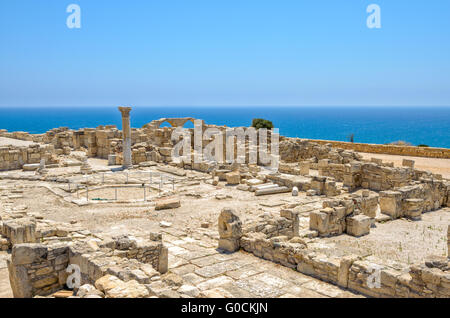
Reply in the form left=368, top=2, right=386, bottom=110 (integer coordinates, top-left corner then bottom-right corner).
left=155, top=197, right=181, bottom=210
left=159, top=221, right=172, bottom=228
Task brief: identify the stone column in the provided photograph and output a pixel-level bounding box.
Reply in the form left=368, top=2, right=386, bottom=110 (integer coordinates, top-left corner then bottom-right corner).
left=118, top=106, right=132, bottom=168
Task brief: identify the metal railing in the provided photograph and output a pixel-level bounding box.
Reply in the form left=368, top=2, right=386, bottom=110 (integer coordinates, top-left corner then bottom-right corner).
left=68, top=170, right=176, bottom=201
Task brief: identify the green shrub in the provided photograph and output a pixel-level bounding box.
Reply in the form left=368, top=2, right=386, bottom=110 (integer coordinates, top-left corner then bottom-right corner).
left=417, top=144, right=429, bottom=147
left=251, top=118, right=274, bottom=129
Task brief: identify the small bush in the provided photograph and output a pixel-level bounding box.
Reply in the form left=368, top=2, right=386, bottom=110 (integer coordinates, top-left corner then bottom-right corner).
left=389, top=140, right=412, bottom=146
left=251, top=118, right=274, bottom=129
left=417, top=144, right=429, bottom=147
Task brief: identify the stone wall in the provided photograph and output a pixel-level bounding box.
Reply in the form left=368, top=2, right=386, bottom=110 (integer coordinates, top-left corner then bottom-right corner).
left=304, top=139, right=450, bottom=159
left=218, top=205, right=450, bottom=298
left=243, top=209, right=299, bottom=239
left=237, top=222, right=450, bottom=298
left=1, top=201, right=169, bottom=298
left=309, top=197, right=372, bottom=237
left=0, top=144, right=57, bottom=171
left=7, top=243, right=70, bottom=297
left=279, top=138, right=362, bottom=163
left=379, top=179, right=450, bottom=220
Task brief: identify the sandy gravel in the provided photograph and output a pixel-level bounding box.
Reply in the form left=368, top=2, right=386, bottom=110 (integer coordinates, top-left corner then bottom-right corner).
left=0, top=137, right=36, bottom=147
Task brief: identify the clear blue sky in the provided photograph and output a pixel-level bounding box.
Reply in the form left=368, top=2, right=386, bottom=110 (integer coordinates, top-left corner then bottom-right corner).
left=1, top=0, right=449, bottom=107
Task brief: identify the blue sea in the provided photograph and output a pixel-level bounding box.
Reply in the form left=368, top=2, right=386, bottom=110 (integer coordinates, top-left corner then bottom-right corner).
left=0, top=106, right=449, bottom=148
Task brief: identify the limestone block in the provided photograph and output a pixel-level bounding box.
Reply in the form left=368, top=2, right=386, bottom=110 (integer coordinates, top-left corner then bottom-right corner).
left=108, top=154, right=117, bottom=166
left=404, top=198, right=424, bottom=220
left=158, top=246, right=168, bottom=274
left=360, top=193, right=379, bottom=218
left=11, top=243, right=48, bottom=265
left=310, top=206, right=346, bottom=237
left=402, top=159, right=415, bottom=169
left=379, top=191, right=402, bottom=219
left=338, top=255, right=359, bottom=288
left=309, top=210, right=330, bottom=235
left=2, top=219, right=36, bottom=245
left=22, top=163, right=40, bottom=171
left=346, top=215, right=371, bottom=237
left=7, top=260, right=33, bottom=298
left=225, top=171, right=240, bottom=185
left=155, top=197, right=181, bottom=210
left=218, top=208, right=242, bottom=252
left=299, top=161, right=310, bottom=175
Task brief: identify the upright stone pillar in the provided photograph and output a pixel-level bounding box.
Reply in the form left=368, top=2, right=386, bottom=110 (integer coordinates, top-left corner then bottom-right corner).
left=118, top=106, right=132, bottom=169
left=218, top=208, right=242, bottom=252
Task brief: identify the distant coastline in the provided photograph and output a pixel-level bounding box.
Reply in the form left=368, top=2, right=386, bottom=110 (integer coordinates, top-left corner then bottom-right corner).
left=0, top=106, right=449, bottom=148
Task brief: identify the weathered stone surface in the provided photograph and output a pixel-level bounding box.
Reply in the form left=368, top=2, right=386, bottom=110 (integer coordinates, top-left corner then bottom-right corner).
left=7, top=260, right=32, bottom=298
left=225, top=171, right=240, bottom=185
left=178, top=284, right=200, bottom=297
left=155, top=197, right=181, bottom=210
left=12, top=244, right=48, bottom=265
left=218, top=208, right=242, bottom=252
left=346, top=215, right=371, bottom=237
left=402, top=159, right=415, bottom=169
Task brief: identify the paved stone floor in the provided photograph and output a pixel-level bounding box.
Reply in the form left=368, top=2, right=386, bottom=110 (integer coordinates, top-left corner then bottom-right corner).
left=0, top=231, right=364, bottom=298
left=161, top=229, right=364, bottom=298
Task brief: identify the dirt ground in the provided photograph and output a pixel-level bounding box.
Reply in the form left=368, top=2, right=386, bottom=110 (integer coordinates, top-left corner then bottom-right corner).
left=315, top=208, right=450, bottom=265
left=358, top=152, right=450, bottom=179
left=2, top=168, right=448, bottom=268
left=0, top=137, right=35, bottom=147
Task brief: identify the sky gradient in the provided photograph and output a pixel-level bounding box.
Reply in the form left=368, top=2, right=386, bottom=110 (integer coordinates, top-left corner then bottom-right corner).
left=1, top=0, right=449, bottom=107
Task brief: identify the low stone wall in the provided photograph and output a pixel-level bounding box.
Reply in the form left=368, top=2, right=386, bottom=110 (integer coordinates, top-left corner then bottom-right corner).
left=279, top=138, right=362, bottom=163
left=243, top=209, right=299, bottom=239
left=239, top=227, right=450, bottom=298
left=309, top=196, right=373, bottom=237
left=219, top=206, right=450, bottom=298
left=379, top=179, right=450, bottom=220
left=304, top=139, right=450, bottom=159
left=0, top=144, right=56, bottom=171
left=7, top=243, right=70, bottom=297
left=1, top=203, right=169, bottom=298
left=319, top=161, right=417, bottom=192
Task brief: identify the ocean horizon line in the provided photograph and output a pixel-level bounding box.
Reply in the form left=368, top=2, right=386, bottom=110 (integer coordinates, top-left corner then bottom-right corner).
left=1, top=105, right=450, bottom=109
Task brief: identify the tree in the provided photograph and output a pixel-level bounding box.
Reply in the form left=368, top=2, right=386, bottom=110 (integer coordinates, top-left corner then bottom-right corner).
left=251, top=118, right=274, bottom=130
left=347, top=133, right=354, bottom=143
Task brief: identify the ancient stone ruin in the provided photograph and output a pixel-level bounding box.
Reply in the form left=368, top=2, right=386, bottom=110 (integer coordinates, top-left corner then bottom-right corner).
left=0, top=107, right=448, bottom=298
